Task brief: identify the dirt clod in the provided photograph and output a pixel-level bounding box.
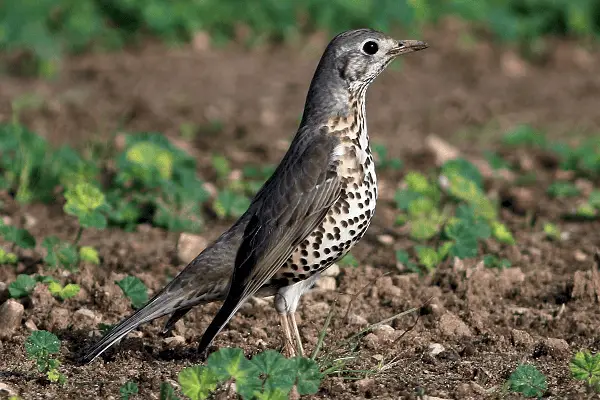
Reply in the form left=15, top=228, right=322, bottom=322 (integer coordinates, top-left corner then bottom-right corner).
left=314, top=276, right=337, bottom=291
left=0, top=300, right=24, bottom=339
left=177, top=233, right=208, bottom=264
left=438, top=312, right=472, bottom=338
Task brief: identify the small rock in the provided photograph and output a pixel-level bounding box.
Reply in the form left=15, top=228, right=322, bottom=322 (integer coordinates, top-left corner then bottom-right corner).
left=47, top=307, right=70, bottom=331
left=377, top=234, right=394, bottom=246
left=347, top=313, right=368, bottom=326
left=322, top=264, right=340, bottom=277
left=309, top=301, right=330, bottom=317
left=511, top=329, right=534, bottom=347
left=177, top=233, right=208, bottom=264
left=373, top=324, right=396, bottom=343
left=353, top=378, right=375, bottom=394
left=24, top=319, right=38, bottom=331
left=371, top=354, right=384, bottom=362
left=544, top=337, right=569, bottom=356
left=363, top=333, right=379, bottom=350
left=429, top=343, right=445, bottom=356
left=439, top=312, right=472, bottom=338
left=163, top=335, right=186, bottom=348
left=192, top=31, right=211, bottom=52
left=574, top=250, right=587, bottom=262
left=0, top=381, right=17, bottom=396
left=0, top=299, right=24, bottom=339
left=23, top=213, right=37, bottom=229
left=248, top=296, right=271, bottom=308
left=174, top=319, right=186, bottom=337
left=202, top=182, right=218, bottom=199
left=315, top=276, right=336, bottom=291
left=72, top=308, right=101, bottom=329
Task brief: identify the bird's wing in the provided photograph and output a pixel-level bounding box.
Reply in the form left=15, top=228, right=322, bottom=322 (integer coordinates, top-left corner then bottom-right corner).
left=197, top=130, right=342, bottom=353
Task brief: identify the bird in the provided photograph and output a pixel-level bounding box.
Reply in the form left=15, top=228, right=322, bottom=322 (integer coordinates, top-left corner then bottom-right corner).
left=81, top=28, right=428, bottom=364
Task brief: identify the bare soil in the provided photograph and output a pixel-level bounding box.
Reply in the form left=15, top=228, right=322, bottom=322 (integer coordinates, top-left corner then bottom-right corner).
left=2, top=23, right=600, bottom=399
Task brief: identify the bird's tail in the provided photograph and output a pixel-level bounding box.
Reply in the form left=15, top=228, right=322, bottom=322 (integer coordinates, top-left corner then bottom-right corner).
left=79, top=292, right=176, bottom=364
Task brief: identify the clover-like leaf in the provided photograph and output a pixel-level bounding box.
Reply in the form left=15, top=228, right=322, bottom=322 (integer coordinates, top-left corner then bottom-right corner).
left=48, top=281, right=80, bottom=300
left=0, top=223, right=36, bottom=249
left=159, top=382, right=180, bottom=400
left=415, top=245, right=440, bottom=271
left=119, top=381, right=139, bottom=400
left=79, top=246, right=100, bottom=264
left=292, top=357, right=322, bottom=395
left=25, top=330, right=61, bottom=359
left=63, top=182, right=108, bottom=229
left=337, top=253, right=359, bottom=268
left=492, top=222, right=515, bottom=245
left=570, top=350, right=600, bottom=386
left=126, top=141, right=174, bottom=181
left=410, top=217, right=439, bottom=241
left=8, top=274, right=37, bottom=298
left=251, top=350, right=296, bottom=392
left=207, top=348, right=262, bottom=398
left=43, top=237, right=79, bottom=270
left=508, top=364, right=547, bottom=398
left=213, top=190, right=251, bottom=219
left=0, top=248, right=18, bottom=264
left=178, top=365, right=218, bottom=400
left=116, top=276, right=148, bottom=309
left=253, top=388, right=289, bottom=400
left=441, top=158, right=483, bottom=189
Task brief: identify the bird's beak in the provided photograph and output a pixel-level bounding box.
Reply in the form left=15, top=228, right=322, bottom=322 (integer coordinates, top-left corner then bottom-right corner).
left=388, top=40, right=429, bottom=57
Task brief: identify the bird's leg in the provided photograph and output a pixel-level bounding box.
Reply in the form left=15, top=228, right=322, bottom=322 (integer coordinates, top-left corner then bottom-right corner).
left=279, top=313, right=296, bottom=357
left=288, top=313, right=304, bottom=357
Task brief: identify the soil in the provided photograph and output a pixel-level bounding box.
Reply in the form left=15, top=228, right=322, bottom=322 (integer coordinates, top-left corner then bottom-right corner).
left=2, top=21, right=600, bottom=400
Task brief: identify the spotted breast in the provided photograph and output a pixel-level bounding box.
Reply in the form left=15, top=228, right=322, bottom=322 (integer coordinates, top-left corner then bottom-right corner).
left=272, top=95, right=377, bottom=284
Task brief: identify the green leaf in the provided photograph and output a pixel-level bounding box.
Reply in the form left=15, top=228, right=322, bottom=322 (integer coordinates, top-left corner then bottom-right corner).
left=116, top=276, right=149, bottom=309
left=43, top=236, right=79, bottom=270
left=508, top=364, right=547, bottom=398
left=0, top=248, right=18, bottom=264
left=405, top=172, right=434, bottom=195
left=407, top=197, right=436, bottom=218
left=213, top=189, right=251, bottom=219
left=337, top=253, right=359, bottom=268
left=253, top=388, right=290, bottom=400
left=570, top=350, right=600, bottom=385
left=48, top=282, right=80, bottom=300
left=126, top=141, right=174, bottom=180
left=576, top=203, right=597, bottom=219
left=483, top=254, right=512, bottom=269
left=79, top=246, right=100, bottom=264
left=543, top=223, right=561, bottom=240
left=589, top=190, right=600, bottom=209
left=119, top=381, right=139, bottom=400
left=207, top=348, right=262, bottom=398
left=415, top=245, right=440, bottom=271
left=394, top=189, right=421, bottom=211
left=211, top=154, right=231, bottom=180
left=441, top=158, right=483, bottom=189
left=502, top=125, right=546, bottom=148
left=0, top=223, right=36, bottom=249
left=292, top=357, right=322, bottom=395
left=25, top=330, right=61, bottom=359
left=178, top=365, right=218, bottom=400
left=492, top=222, right=515, bottom=245
left=547, top=181, right=580, bottom=198
left=251, top=350, right=296, bottom=392
left=8, top=274, right=37, bottom=298
left=410, top=217, right=439, bottom=240
left=159, top=382, right=180, bottom=400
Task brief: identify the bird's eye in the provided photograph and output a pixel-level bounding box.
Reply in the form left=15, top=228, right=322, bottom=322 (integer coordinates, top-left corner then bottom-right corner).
left=362, top=41, right=379, bottom=55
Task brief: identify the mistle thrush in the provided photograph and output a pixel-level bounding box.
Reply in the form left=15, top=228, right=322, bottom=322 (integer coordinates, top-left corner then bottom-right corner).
left=81, top=28, right=428, bottom=363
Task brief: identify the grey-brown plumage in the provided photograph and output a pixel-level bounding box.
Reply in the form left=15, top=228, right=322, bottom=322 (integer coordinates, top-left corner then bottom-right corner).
left=81, top=28, right=428, bottom=363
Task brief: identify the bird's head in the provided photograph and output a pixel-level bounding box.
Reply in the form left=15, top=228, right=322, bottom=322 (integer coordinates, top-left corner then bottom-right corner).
left=323, top=29, right=428, bottom=92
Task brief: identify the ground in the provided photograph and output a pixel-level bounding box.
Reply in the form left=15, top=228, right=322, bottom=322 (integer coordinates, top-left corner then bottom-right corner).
left=1, top=22, right=600, bottom=399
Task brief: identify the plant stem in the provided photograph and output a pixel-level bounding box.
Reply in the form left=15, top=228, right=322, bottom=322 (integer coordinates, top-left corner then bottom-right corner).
left=73, top=226, right=83, bottom=245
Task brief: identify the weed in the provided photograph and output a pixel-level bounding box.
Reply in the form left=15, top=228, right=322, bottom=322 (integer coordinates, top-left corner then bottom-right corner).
left=8, top=274, right=37, bottom=298
left=43, top=236, right=79, bottom=271
left=47, top=281, right=80, bottom=301
left=543, top=223, right=561, bottom=240
left=547, top=181, right=581, bottom=198
left=25, top=331, right=66, bottom=384
left=159, top=382, right=180, bottom=400
left=116, top=276, right=149, bottom=309
left=570, top=350, right=600, bottom=392
left=79, top=246, right=100, bottom=264
left=338, top=253, right=359, bottom=268
left=119, top=381, right=139, bottom=400
left=507, top=363, right=547, bottom=398
left=178, top=348, right=321, bottom=400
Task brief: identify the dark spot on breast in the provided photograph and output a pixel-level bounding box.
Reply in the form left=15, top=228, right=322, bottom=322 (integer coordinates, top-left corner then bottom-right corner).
left=324, top=248, right=331, bottom=255
left=298, top=273, right=306, bottom=279
left=284, top=272, right=295, bottom=278
left=303, top=265, right=310, bottom=272
left=350, top=230, right=356, bottom=236
left=301, top=258, right=308, bottom=265
left=301, top=249, right=308, bottom=257
left=327, top=233, right=334, bottom=240
left=291, top=263, right=299, bottom=271
left=312, top=242, right=320, bottom=250
left=313, top=251, right=320, bottom=258
left=341, top=220, right=348, bottom=228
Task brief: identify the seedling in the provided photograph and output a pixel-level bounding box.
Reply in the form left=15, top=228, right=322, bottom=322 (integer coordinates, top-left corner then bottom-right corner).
left=0, top=248, right=18, bottom=264
left=502, top=125, right=547, bottom=148
left=8, top=274, right=37, bottom=298
left=507, top=363, right=547, bottom=398
left=116, top=276, right=149, bottom=309
left=43, top=236, right=79, bottom=271
left=543, top=223, right=561, bottom=240
left=178, top=348, right=322, bottom=400
left=483, top=254, right=512, bottom=269
left=337, top=253, right=359, bottom=268
left=79, top=246, right=100, bottom=264
left=120, top=381, right=139, bottom=400
left=570, top=350, right=600, bottom=392
left=213, top=189, right=251, bottom=220
left=547, top=181, right=580, bottom=198
left=25, top=330, right=65, bottom=384
left=159, top=382, right=180, bottom=400
left=48, top=281, right=80, bottom=300
left=0, top=219, right=36, bottom=252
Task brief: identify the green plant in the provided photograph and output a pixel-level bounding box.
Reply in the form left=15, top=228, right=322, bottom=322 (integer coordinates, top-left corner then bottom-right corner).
left=570, top=350, right=600, bottom=392
left=213, top=189, right=251, bottom=220
left=48, top=281, right=80, bottom=300
left=507, top=364, right=547, bottom=398
left=543, top=223, right=561, bottom=240
left=116, top=276, right=149, bottom=309
left=43, top=236, right=79, bottom=271
left=178, top=348, right=322, bottom=400
left=372, top=143, right=403, bottom=171
left=0, top=248, right=18, bottom=264
left=25, top=330, right=66, bottom=384
left=79, top=246, right=100, bottom=264
left=160, top=382, right=181, bottom=400
left=63, top=182, right=110, bottom=236
left=120, top=381, right=139, bottom=400
left=8, top=274, right=37, bottom=298
left=337, top=253, right=359, bottom=268
left=483, top=254, right=512, bottom=269
left=502, top=125, right=547, bottom=148
left=547, top=181, right=581, bottom=198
